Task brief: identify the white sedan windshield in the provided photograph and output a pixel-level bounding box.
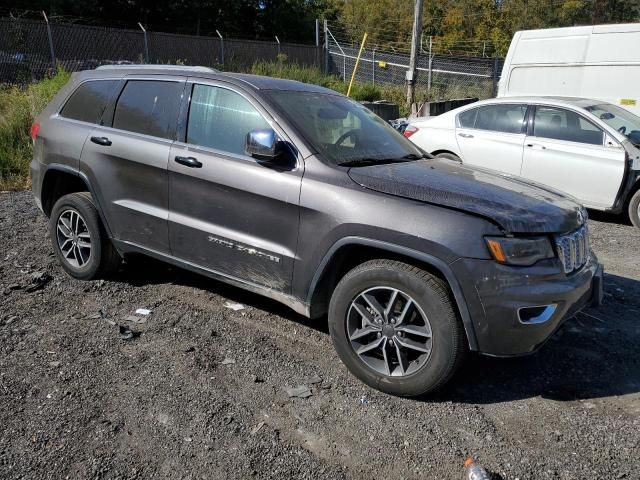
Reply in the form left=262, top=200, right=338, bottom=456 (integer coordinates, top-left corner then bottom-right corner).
left=584, top=103, right=640, bottom=144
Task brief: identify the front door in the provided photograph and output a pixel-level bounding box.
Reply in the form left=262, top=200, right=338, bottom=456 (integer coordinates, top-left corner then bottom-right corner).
left=168, top=81, right=302, bottom=293
left=520, top=105, right=626, bottom=209
left=455, top=103, right=528, bottom=176
left=80, top=77, right=185, bottom=254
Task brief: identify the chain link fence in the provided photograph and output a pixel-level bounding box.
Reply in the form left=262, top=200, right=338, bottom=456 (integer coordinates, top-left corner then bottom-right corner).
left=0, top=17, right=321, bottom=86
left=325, top=24, right=503, bottom=101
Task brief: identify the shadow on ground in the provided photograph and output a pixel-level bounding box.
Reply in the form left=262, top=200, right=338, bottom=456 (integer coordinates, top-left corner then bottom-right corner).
left=588, top=209, right=630, bottom=225
left=438, top=272, right=640, bottom=404
left=116, top=256, right=640, bottom=404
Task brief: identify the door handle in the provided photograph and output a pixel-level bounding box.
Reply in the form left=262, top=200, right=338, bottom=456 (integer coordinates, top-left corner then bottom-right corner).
left=526, top=143, right=547, bottom=149
left=174, top=156, right=202, bottom=168
left=90, top=136, right=112, bottom=146
left=458, top=133, right=474, bottom=138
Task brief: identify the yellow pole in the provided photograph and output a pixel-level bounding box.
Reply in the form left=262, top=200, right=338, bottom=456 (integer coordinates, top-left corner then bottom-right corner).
left=347, top=32, right=368, bottom=97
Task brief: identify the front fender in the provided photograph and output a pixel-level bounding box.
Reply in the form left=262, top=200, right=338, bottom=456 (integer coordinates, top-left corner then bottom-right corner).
left=305, top=236, right=480, bottom=351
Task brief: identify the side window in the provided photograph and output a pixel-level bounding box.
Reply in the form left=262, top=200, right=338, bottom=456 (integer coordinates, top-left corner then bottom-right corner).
left=113, top=80, right=182, bottom=139
left=458, top=108, right=478, bottom=128
left=534, top=106, right=604, bottom=145
left=187, top=84, right=269, bottom=155
left=475, top=104, right=527, bottom=134
left=60, top=80, right=119, bottom=124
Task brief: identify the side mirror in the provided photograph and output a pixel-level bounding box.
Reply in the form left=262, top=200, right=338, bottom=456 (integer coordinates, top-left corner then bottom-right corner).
left=245, top=129, right=282, bottom=159
left=604, top=134, right=622, bottom=148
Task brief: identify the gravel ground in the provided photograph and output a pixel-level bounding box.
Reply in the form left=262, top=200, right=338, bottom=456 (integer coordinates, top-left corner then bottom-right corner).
left=1, top=190, right=639, bottom=480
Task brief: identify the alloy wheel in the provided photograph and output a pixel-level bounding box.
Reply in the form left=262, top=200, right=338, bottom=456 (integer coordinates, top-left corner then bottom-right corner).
left=56, top=209, right=92, bottom=268
left=346, top=286, right=433, bottom=377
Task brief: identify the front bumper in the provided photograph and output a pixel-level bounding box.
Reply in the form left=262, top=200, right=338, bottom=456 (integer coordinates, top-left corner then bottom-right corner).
left=451, top=253, right=603, bottom=356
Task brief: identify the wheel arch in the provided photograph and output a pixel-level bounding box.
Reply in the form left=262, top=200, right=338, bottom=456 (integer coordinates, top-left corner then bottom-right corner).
left=40, top=164, right=113, bottom=237
left=431, top=149, right=460, bottom=158
left=306, top=237, right=479, bottom=351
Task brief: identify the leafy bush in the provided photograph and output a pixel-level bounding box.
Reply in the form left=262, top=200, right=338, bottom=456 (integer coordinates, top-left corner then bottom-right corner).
left=0, top=69, right=70, bottom=190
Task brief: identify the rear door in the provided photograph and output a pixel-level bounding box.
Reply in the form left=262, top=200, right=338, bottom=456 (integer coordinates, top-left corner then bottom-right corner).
left=80, top=76, right=185, bottom=254
left=455, top=103, right=528, bottom=175
left=168, top=80, right=302, bottom=293
left=520, top=105, right=626, bottom=208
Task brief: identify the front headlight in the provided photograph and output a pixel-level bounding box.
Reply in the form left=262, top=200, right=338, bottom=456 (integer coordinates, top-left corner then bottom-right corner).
left=485, top=236, right=555, bottom=266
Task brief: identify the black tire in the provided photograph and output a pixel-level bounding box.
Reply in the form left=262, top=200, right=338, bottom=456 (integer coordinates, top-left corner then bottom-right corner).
left=628, top=189, right=640, bottom=228
left=328, top=259, right=465, bottom=397
left=49, top=192, right=120, bottom=280
left=435, top=152, right=462, bottom=163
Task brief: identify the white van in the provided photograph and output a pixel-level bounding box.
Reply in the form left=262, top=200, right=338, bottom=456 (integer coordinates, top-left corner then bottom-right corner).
left=498, top=24, right=640, bottom=116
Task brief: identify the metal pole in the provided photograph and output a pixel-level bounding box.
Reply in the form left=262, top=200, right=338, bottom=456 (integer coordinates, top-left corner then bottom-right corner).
left=347, top=33, right=368, bottom=97
left=372, top=48, right=376, bottom=85
left=492, top=57, right=500, bottom=97
left=138, top=22, right=149, bottom=63
left=315, top=19, right=319, bottom=46
left=42, top=11, right=56, bottom=68
left=323, top=20, right=329, bottom=74
left=275, top=35, right=280, bottom=57
left=427, top=35, right=432, bottom=91
left=216, top=30, right=224, bottom=68
left=407, top=0, right=424, bottom=109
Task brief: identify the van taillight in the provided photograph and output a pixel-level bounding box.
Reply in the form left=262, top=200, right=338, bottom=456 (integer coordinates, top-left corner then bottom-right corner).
left=403, top=125, right=418, bottom=138
left=30, top=123, right=40, bottom=141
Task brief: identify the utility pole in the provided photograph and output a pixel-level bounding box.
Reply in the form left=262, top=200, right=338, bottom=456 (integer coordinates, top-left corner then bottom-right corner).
left=406, top=0, right=424, bottom=110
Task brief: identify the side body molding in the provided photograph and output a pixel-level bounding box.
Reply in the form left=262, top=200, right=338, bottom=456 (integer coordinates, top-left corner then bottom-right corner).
left=305, top=236, right=479, bottom=351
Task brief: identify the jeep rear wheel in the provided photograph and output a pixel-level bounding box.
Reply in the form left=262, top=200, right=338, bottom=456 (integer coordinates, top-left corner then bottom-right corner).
left=328, top=259, right=465, bottom=397
left=49, top=192, right=120, bottom=280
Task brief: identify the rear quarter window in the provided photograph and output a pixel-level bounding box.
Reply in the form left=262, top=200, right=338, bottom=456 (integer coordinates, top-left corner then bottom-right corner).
left=457, top=108, right=478, bottom=128
left=60, top=80, right=119, bottom=124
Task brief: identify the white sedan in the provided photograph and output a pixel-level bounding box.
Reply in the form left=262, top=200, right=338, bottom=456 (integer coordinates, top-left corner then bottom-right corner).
left=404, top=97, right=640, bottom=227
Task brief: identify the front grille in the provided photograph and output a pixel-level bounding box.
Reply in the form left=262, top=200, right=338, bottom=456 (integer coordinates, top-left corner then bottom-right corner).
left=555, top=224, right=589, bottom=274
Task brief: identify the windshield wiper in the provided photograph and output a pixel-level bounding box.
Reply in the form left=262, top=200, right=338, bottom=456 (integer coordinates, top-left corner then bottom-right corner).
left=337, top=156, right=420, bottom=167
left=399, top=153, right=431, bottom=160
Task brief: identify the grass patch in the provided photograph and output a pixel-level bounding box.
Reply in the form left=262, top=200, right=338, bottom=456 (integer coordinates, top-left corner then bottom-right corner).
left=0, top=68, right=70, bottom=190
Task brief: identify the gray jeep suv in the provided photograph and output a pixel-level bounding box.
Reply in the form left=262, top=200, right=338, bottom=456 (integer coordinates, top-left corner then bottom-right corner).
left=31, top=65, right=603, bottom=396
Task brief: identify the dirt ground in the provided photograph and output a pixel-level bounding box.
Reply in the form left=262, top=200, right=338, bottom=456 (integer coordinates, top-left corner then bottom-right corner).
left=1, top=190, right=639, bottom=480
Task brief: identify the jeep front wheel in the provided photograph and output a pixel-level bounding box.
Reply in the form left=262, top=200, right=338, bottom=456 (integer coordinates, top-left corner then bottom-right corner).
left=328, top=259, right=465, bottom=397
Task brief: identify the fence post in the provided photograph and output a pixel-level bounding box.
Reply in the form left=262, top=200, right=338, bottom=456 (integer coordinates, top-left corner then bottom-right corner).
left=323, top=20, right=329, bottom=74
left=275, top=36, right=280, bottom=57
left=42, top=11, right=56, bottom=69
left=427, top=36, right=433, bottom=91
left=372, top=48, right=375, bottom=85
left=138, top=22, right=149, bottom=63
left=492, top=57, right=499, bottom=97
left=216, top=30, right=224, bottom=68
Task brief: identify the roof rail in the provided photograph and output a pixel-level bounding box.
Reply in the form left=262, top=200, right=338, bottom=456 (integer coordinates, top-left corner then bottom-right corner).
left=95, top=64, right=219, bottom=73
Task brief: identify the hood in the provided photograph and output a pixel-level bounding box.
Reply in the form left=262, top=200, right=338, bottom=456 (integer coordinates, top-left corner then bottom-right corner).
left=348, top=159, right=585, bottom=234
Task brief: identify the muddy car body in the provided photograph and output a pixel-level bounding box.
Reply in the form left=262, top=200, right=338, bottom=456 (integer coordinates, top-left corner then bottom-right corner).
left=31, top=65, right=603, bottom=396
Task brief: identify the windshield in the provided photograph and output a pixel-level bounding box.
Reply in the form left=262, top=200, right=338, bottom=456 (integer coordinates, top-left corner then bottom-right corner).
left=584, top=103, right=640, bottom=145
left=265, top=90, right=424, bottom=165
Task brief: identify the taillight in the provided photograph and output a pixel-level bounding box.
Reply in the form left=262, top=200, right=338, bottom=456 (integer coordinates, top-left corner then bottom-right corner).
left=30, top=123, right=40, bottom=141
left=403, top=125, right=419, bottom=138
